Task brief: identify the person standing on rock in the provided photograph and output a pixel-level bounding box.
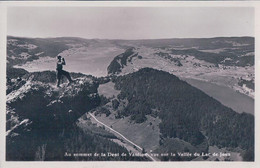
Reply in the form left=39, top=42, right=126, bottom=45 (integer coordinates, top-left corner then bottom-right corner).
left=56, top=55, right=74, bottom=87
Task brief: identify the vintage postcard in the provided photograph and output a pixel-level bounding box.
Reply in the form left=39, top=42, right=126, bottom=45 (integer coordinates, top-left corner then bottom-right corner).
left=0, top=1, right=259, bottom=168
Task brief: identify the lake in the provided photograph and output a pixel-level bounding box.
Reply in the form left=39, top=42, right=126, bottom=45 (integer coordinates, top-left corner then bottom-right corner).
left=14, top=46, right=124, bottom=77
left=182, top=78, right=254, bottom=115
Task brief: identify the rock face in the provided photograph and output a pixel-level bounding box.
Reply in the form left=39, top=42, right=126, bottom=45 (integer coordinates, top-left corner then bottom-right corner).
left=6, top=71, right=101, bottom=160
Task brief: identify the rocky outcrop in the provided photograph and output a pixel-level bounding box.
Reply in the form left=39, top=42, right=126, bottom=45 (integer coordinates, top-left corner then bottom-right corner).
left=6, top=72, right=100, bottom=160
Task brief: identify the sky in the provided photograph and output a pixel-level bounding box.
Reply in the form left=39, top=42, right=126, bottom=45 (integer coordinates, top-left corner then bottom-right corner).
left=7, top=7, right=254, bottom=39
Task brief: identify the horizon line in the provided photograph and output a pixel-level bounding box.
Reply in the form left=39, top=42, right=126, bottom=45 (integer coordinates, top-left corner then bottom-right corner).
left=6, top=35, right=254, bottom=41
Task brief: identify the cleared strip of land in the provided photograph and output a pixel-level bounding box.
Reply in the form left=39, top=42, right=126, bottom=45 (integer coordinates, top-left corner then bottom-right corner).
left=89, top=113, right=157, bottom=161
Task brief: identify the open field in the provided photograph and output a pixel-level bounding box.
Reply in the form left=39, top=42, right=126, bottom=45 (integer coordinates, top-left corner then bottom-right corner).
left=90, top=113, right=161, bottom=152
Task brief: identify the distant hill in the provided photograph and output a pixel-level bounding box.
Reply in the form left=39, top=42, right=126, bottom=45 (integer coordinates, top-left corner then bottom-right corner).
left=107, top=38, right=254, bottom=75
left=105, top=37, right=254, bottom=98
left=7, top=36, right=68, bottom=67
left=170, top=47, right=254, bottom=67
left=7, top=36, right=254, bottom=68
left=107, top=47, right=142, bottom=74
left=113, top=36, right=254, bottom=49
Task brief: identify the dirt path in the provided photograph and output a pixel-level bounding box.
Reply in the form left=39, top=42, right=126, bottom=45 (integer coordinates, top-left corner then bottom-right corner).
left=89, top=113, right=157, bottom=161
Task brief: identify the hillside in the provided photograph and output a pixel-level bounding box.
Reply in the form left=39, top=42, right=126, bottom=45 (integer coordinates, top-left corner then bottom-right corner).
left=110, top=68, right=254, bottom=160
left=113, top=37, right=254, bottom=49
left=107, top=47, right=142, bottom=74
left=6, top=70, right=147, bottom=161
left=7, top=36, right=70, bottom=67
left=107, top=40, right=254, bottom=98
left=6, top=67, right=254, bottom=161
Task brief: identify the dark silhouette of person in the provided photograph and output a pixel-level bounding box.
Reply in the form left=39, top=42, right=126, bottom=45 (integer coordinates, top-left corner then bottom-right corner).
left=56, top=55, right=73, bottom=87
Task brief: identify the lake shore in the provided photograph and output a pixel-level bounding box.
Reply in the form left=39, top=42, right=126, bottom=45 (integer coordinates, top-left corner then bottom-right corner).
left=181, top=77, right=254, bottom=115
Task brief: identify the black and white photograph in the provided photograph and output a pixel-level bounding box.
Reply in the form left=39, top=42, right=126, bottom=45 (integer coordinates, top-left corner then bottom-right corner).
left=2, top=2, right=257, bottom=166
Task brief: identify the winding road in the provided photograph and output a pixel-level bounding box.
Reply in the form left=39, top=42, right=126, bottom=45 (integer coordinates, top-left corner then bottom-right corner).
left=89, top=113, right=157, bottom=161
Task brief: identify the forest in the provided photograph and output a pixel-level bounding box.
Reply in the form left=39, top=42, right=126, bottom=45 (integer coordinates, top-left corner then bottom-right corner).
left=114, top=68, right=254, bottom=161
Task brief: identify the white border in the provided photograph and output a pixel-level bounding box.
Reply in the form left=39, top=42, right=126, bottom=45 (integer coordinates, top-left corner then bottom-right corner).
left=0, top=1, right=259, bottom=168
